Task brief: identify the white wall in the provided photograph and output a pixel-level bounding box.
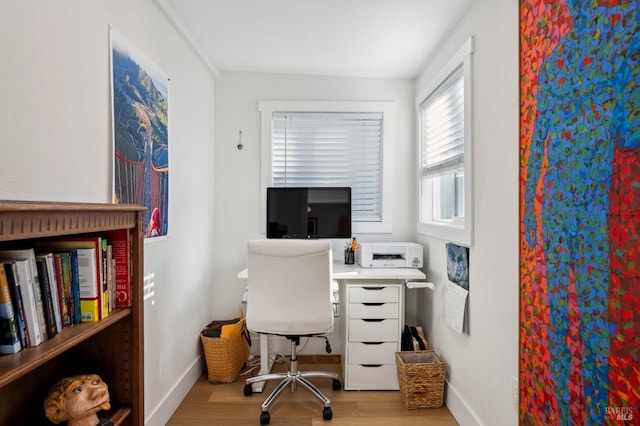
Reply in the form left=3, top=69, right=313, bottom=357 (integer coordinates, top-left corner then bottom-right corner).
left=0, top=2, right=216, bottom=425
left=415, top=0, right=519, bottom=425
left=214, top=72, right=416, bottom=353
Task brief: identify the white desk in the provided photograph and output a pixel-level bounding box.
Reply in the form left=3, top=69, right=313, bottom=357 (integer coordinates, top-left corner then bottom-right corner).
left=237, top=263, right=426, bottom=281
left=238, top=262, right=426, bottom=391
left=332, top=262, right=426, bottom=281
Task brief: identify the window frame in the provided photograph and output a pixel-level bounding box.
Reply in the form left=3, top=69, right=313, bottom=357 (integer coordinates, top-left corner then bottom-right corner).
left=416, top=37, right=474, bottom=246
left=260, top=100, right=396, bottom=235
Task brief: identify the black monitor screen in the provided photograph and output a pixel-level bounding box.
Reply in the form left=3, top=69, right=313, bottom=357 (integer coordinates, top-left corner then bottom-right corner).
left=266, top=187, right=352, bottom=239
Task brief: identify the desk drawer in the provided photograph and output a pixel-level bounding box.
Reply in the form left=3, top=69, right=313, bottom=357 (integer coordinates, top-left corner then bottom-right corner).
left=345, top=364, right=399, bottom=390
left=349, top=319, right=399, bottom=342
left=349, top=302, right=399, bottom=319
left=349, top=286, right=399, bottom=303
left=348, top=342, right=398, bottom=364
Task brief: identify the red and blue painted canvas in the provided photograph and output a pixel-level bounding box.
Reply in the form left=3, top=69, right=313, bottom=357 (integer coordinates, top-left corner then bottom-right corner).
left=520, top=0, right=639, bottom=424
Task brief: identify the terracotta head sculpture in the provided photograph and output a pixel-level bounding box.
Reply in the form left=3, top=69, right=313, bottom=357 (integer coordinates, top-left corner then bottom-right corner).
left=44, top=374, right=111, bottom=426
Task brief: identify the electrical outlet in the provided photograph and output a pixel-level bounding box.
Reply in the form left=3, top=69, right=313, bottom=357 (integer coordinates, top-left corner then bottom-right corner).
left=512, top=376, right=519, bottom=412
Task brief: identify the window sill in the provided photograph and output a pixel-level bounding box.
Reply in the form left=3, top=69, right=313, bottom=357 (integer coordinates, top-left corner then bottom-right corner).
left=417, top=221, right=471, bottom=246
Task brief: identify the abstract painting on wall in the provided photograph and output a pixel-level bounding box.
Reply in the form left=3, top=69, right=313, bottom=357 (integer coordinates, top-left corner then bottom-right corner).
left=520, top=0, right=638, bottom=424
left=110, top=28, right=169, bottom=238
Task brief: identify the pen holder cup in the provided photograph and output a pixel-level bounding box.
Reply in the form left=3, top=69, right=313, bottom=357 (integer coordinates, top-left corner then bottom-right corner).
left=344, top=249, right=355, bottom=265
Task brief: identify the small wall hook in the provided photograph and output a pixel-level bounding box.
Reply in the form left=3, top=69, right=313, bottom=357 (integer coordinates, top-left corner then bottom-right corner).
left=237, top=130, right=244, bottom=150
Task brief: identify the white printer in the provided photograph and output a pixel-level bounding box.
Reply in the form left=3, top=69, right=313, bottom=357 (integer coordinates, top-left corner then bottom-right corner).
left=356, top=242, right=423, bottom=268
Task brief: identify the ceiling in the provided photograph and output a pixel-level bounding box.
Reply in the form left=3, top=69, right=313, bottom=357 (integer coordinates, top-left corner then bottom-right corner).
left=160, top=0, right=473, bottom=79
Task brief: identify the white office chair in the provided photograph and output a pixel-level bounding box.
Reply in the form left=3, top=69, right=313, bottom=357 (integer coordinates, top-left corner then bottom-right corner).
left=243, top=239, right=342, bottom=425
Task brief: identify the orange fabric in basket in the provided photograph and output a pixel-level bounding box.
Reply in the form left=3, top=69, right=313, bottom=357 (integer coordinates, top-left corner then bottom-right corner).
left=220, top=319, right=244, bottom=338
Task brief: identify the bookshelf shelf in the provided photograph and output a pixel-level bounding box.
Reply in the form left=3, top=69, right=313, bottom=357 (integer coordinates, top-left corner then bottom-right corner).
left=0, top=201, right=144, bottom=426
left=0, top=308, right=131, bottom=387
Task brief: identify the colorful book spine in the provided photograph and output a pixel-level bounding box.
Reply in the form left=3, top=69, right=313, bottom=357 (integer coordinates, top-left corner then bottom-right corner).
left=3, top=262, right=29, bottom=348
left=0, top=249, right=47, bottom=343
left=0, top=263, right=22, bottom=354
left=101, top=238, right=109, bottom=319
left=68, top=250, right=82, bottom=324
left=43, top=254, right=63, bottom=333
left=79, top=299, right=100, bottom=323
left=75, top=248, right=100, bottom=322
left=107, top=244, right=114, bottom=314
left=0, top=258, right=43, bottom=346
left=106, top=229, right=132, bottom=307
left=53, top=253, right=72, bottom=327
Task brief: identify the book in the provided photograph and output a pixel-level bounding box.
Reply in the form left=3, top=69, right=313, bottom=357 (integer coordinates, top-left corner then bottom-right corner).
left=36, top=239, right=103, bottom=322
left=0, top=249, right=48, bottom=343
left=67, top=250, right=82, bottom=324
left=51, top=253, right=67, bottom=327
left=107, top=244, right=114, bottom=314
left=0, top=259, right=42, bottom=346
left=100, top=238, right=109, bottom=319
left=35, top=257, right=58, bottom=339
left=76, top=248, right=100, bottom=322
left=53, top=252, right=72, bottom=327
left=43, top=253, right=64, bottom=332
left=3, top=262, right=29, bottom=348
left=0, top=263, right=22, bottom=354
left=106, top=229, right=132, bottom=307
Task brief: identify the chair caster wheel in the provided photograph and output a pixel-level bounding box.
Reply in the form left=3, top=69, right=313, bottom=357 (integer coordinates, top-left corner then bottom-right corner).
left=243, top=383, right=253, bottom=396
left=332, top=379, right=342, bottom=390
left=260, top=411, right=270, bottom=425
left=323, top=407, right=333, bottom=420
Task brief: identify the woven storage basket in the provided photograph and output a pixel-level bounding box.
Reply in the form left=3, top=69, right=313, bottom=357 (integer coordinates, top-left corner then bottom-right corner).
left=201, top=321, right=250, bottom=383
left=395, top=350, right=446, bottom=409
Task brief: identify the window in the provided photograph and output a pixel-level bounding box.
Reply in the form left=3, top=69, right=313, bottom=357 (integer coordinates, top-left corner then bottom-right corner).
left=260, top=101, right=396, bottom=234
left=420, top=67, right=464, bottom=223
left=417, top=38, right=473, bottom=245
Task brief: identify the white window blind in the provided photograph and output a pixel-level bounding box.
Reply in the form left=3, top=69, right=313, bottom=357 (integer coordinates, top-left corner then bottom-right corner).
left=419, top=65, right=464, bottom=177
left=272, top=112, right=383, bottom=222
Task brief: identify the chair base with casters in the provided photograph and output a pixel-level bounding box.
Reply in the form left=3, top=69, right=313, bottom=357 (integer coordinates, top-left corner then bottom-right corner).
left=244, top=336, right=342, bottom=425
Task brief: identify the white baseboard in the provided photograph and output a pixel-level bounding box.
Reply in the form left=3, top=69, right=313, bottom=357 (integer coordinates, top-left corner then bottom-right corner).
left=145, top=356, right=204, bottom=425
left=446, top=380, right=482, bottom=426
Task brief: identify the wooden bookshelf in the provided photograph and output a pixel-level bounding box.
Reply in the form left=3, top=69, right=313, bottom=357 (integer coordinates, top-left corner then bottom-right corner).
left=0, top=201, right=144, bottom=426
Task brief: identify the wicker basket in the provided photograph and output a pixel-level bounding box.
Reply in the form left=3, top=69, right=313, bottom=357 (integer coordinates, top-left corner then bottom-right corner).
left=395, top=350, right=446, bottom=409
left=201, top=321, right=250, bottom=383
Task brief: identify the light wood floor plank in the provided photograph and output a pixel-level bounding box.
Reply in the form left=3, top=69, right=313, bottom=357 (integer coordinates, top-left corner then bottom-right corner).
left=167, top=359, right=458, bottom=425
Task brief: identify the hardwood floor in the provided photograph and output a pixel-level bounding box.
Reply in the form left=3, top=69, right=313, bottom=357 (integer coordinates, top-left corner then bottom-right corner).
left=167, top=357, right=458, bottom=426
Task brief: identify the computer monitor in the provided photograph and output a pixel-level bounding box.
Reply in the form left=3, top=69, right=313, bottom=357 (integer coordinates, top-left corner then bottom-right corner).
left=266, top=187, right=352, bottom=239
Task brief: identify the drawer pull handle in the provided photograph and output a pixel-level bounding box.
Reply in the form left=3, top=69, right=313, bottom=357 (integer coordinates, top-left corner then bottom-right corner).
left=363, top=303, right=384, bottom=306
left=362, top=287, right=385, bottom=290
left=362, top=342, right=384, bottom=345
left=360, top=364, right=383, bottom=368
left=362, top=319, right=384, bottom=323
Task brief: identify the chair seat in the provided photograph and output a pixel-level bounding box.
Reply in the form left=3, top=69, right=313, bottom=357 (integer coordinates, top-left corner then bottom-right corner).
left=249, top=322, right=333, bottom=336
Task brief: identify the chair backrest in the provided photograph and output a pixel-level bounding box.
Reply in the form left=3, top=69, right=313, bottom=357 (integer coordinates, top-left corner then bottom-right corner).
left=246, top=239, right=333, bottom=336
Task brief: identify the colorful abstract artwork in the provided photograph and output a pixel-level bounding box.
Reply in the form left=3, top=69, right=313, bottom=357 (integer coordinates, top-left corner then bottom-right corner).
left=520, top=0, right=639, bottom=424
